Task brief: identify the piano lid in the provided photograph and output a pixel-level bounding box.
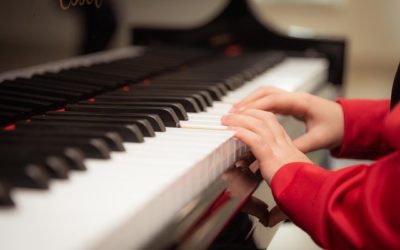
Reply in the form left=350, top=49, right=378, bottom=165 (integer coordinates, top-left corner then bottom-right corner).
left=0, top=0, right=118, bottom=73
left=132, top=0, right=346, bottom=85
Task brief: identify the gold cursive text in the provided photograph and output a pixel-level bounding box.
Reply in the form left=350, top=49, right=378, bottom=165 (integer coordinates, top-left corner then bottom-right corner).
left=59, top=0, right=103, bottom=10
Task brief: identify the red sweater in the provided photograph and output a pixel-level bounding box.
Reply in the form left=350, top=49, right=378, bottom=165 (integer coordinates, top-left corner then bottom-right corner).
left=271, top=99, right=400, bottom=249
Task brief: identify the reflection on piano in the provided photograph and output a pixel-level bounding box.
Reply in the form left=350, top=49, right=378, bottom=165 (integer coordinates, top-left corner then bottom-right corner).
left=0, top=0, right=346, bottom=249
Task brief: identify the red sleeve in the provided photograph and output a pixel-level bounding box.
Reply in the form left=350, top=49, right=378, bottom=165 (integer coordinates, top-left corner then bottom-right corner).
left=331, top=99, right=394, bottom=159
left=271, top=158, right=400, bottom=250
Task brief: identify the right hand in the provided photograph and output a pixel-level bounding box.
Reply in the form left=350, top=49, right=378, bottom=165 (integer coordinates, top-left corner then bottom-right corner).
left=230, top=87, right=344, bottom=153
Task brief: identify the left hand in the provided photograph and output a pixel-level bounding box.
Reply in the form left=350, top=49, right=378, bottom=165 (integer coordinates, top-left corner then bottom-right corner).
left=221, top=109, right=312, bottom=184
left=223, top=166, right=288, bottom=227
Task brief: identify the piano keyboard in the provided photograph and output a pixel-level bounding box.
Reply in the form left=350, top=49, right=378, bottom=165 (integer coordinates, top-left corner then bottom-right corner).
left=0, top=46, right=328, bottom=250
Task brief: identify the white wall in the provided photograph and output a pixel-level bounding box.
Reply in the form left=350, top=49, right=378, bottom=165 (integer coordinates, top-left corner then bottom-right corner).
left=253, top=0, right=400, bottom=97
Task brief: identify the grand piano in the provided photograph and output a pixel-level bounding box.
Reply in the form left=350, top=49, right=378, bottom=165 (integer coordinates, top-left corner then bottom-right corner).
left=0, top=0, right=346, bottom=249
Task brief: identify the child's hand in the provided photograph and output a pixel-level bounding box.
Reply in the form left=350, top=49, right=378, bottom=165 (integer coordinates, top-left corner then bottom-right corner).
left=223, top=159, right=287, bottom=227
left=221, top=109, right=311, bottom=183
left=231, top=86, right=287, bottom=110
left=231, top=87, right=344, bottom=153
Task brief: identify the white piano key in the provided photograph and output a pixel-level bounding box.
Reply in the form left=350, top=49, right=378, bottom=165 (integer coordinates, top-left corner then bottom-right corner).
left=222, top=57, right=329, bottom=104
left=180, top=122, right=228, bottom=130
left=187, top=113, right=223, bottom=121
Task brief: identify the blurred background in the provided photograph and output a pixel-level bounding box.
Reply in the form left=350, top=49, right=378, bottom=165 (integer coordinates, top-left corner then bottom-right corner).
left=0, top=1, right=398, bottom=249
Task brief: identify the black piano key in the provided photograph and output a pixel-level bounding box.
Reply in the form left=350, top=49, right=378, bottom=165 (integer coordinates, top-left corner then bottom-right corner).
left=1, top=116, right=24, bottom=127
left=0, top=129, right=125, bottom=153
left=0, top=145, right=70, bottom=179
left=45, top=111, right=166, bottom=132
left=14, top=78, right=95, bottom=94
left=123, top=88, right=213, bottom=107
left=0, top=136, right=111, bottom=160
left=32, top=115, right=155, bottom=138
left=16, top=121, right=144, bottom=143
left=0, top=81, right=84, bottom=100
left=103, top=63, right=160, bottom=73
left=154, top=74, right=239, bottom=90
left=70, top=131, right=125, bottom=152
left=90, top=62, right=148, bottom=73
left=224, top=75, right=244, bottom=89
left=0, top=111, right=15, bottom=119
left=39, top=148, right=86, bottom=172
left=80, top=100, right=188, bottom=121
left=35, top=147, right=86, bottom=171
left=107, top=90, right=208, bottom=111
left=78, top=65, right=144, bottom=81
left=133, top=83, right=223, bottom=101
left=179, top=90, right=214, bottom=107
left=0, top=95, right=54, bottom=110
left=59, top=147, right=87, bottom=171
left=0, top=143, right=79, bottom=179
left=97, top=95, right=201, bottom=113
left=0, top=104, right=32, bottom=114
left=68, top=68, right=131, bottom=84
left=31, top=76, right=104, bottom=92
left=149, top=79, right=229, bottom=95
left=0, top=161, right=49, bottom=189
left=66, top=104, right=180, bottom=127
left=68, top=131, right=125, bottom=152
left=0, top=89, right=66, bottom=104
left=0, top=143, right=86, bottom=171
left=0, top=105, right=31, bottom=124
left=0, top=136, right=110, bottom=161
left=3, top=79, right=83, bottom=96
left=0, top=180, right=14, bottom=207
left=40, top=157, right=70, bottom=179
left=41, top=71, right=120, bottom=87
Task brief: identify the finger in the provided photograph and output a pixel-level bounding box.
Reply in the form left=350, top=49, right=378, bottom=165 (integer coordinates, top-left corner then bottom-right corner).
left=232, top=87, right=286, bottom=111
left=234, top=153, right=256, bottom=168
left=239, top=109, right=289, bottom=143
left=231, top=127, right=265, bottom=157
left=231, top=127, right=259, bottom=148
left=222, top=113, right=267, bottom=136
left=243, top=93, right=310, bottom=119
left=221, top=168, right=237, bottom=181
left=239, top=109, right=277, bottom=121
left=292, top=128, right=324, bottom=153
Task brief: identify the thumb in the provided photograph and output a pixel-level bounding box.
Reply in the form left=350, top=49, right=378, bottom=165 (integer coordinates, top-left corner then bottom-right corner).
left=292, top=131, right=320, bottom=153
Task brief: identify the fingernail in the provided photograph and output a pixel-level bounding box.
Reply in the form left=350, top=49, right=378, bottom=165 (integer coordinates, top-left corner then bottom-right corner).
left=221, top=115, right=230, bottom=125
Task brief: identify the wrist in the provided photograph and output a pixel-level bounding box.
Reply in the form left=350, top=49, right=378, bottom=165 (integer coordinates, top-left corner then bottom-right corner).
left=264, top=164, right=290, bottom=185
left=264, top=159, right=312, bottom=185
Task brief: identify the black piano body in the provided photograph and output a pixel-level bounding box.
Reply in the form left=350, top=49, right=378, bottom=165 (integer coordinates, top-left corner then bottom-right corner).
left=132, top=0, right=346, bottom=86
